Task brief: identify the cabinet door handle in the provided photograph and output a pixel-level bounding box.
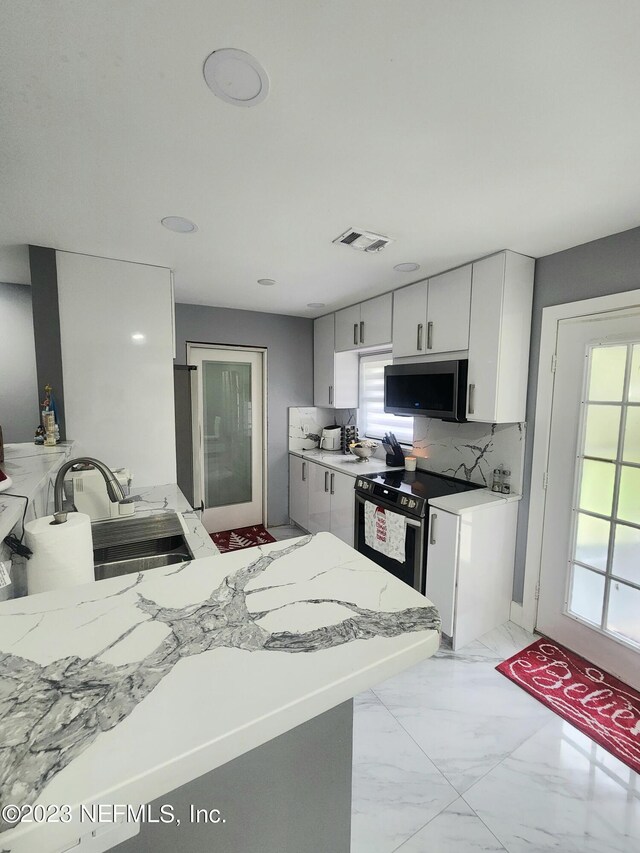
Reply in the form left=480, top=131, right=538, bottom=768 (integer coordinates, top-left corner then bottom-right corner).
left=324, top=470, right=329, bottom=493
left=353, top=323, right=358, bottom=346
left=417, top=323, right=423, bottom=351
left=427, top=321, right=433, bottom=350
left=468, top=383, right=476, bottom=415
left=359, top=321, right=364, bottom=344
left=429, top=513, right=437, bottom=545
left=302, top=462, right=306, bottom=482
left=329, top=385, right=333, bottom=405
left=330, top=472, right=335, bottom=494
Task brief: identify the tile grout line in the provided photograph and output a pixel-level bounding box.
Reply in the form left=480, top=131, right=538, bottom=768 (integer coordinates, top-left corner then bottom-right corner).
left=371, top=637, right=550, bottom=792
left=360, top=691, right=459, bottom=851
left=458, top=792, right=511, bottom=853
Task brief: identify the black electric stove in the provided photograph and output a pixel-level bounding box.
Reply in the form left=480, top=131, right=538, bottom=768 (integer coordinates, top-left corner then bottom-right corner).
left=354, top=468, right=482, bottom=518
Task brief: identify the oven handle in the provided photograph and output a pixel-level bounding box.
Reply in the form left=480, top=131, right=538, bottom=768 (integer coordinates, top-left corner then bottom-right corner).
left=354, top=493, right=423, bottom=528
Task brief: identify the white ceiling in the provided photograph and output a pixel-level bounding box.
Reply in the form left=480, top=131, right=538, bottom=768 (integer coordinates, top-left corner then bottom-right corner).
left=1, top=0, right=640, bottom=317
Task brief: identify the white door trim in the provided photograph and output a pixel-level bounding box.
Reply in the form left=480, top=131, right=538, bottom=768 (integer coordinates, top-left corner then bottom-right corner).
left=513, top=287, right=640, bottom=632
left=186, top=342, right=268, bottom=528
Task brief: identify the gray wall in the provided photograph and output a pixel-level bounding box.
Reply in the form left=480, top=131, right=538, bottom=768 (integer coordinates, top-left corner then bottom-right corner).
left=175, top=303, right=314, bottom=526
left=514, top=225, right=640, bottom=601
left=0, top=282, right=39, bottom=442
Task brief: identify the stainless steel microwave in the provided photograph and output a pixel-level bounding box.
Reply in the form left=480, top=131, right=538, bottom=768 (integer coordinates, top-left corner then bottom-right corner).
left=384, top=359, right=468, bottom=421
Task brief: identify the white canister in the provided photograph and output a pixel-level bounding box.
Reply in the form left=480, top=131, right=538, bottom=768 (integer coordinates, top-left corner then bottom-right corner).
left=404, top=456, right=417, bottom=472
left=25, top=512, right=94, bottom=595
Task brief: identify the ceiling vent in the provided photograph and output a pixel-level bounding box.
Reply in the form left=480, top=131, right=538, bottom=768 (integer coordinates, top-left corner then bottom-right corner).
left=333, top=228, right=394, bottom=253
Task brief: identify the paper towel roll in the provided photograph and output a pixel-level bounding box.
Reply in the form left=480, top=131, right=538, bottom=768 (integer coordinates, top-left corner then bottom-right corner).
left=25, top=512, right=94, bottom=595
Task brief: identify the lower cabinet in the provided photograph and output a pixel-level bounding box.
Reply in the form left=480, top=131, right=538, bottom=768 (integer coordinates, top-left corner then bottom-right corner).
left=289, top=455, right=355, bottom=547
left=308, top=462, right=331, bottom=535
left=289, top=455, right=309, bottom=530
left=329, top=468, right=355, bottom=546
left=425, top=502, right=518, bottom=650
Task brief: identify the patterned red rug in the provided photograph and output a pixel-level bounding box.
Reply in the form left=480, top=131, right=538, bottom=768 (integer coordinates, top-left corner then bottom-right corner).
left=211, top=524, right=276, bottom=553
left=497, top=638, right=640, bottom=774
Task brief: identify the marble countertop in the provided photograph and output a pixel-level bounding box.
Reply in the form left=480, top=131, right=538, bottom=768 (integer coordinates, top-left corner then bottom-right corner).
left=0, top=443, right=75, bottom=543
left=429, top=489, right=522, bottom=515
left=290, top=448, right=403, bottom=477
left=0, top=533, right=440, bottom=853
left=289, top=450, right=520, bottom=513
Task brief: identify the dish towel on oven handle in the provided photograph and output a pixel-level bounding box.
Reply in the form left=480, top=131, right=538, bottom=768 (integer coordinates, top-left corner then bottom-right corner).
left=364, top=501, right=407, bottom=563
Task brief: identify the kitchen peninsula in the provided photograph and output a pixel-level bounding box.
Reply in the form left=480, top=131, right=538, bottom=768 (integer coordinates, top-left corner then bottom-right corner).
left=0, top=532, right=440, bottom=853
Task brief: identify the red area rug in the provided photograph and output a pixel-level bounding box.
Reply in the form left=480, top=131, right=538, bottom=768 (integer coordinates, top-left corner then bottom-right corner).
left=211, top=524, right=276, bottom=553
left=497, top=638, right=640, bottom=774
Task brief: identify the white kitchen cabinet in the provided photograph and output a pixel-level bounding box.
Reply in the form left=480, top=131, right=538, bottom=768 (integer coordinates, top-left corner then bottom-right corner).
left=392, top=281, right=428, bottom=358
left=425, top=509, right=460, bottom=636
left=392, top=265, right=471, bottom=358
left=307, top=461, right=332, bottom=534
left=359, top=293, right=393, bottom=348
left=289, top=455, right=309, bottom=530
left=425, top=501, right=518, bottom=650
left=329, top=469, right=355, bottom=546
left=466, top=251, right=534, bottom=423
left=288, top=456, right=355, bottom=546
left=427, top=266, right=471, bottom=354
left=313, top=314, right=359, bottom=408
left=56, top=251, right=175, bottom=485
left=334, top=293, right=392, bottom=351
left=335, top=304, right=361, bottom=352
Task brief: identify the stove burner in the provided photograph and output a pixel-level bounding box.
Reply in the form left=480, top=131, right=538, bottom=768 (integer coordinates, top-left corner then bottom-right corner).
left=354, top=468, right=482, bottom=517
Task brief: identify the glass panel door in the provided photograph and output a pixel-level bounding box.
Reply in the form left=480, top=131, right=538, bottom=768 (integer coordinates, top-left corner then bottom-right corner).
left=203, top=360, right=252, bottom=508
left=568, top=342, right=640, bottom=650
left=188, top=345, right=264, bottom=534
left=537, top=309, right=640, bottom=690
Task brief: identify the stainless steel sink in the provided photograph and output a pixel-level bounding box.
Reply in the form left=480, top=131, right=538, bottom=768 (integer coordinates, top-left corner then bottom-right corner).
left=92, top=512, right=193, bottom=581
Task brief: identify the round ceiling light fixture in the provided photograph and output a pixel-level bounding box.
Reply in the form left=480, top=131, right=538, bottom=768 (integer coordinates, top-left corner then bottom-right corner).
left=258, top=278, right=276, bottom=286
left=161, top=216, right=198, bottom=233
left=203, top=48, right=269, bottom=107
left=393, top=262, right=420, bottom=273
left=307, top=302, right=326, bottom=308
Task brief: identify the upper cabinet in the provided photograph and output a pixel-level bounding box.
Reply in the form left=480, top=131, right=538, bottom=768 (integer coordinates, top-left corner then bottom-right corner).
left=313, top=313, right=359, bottom=408
left=466, top=251, right=534, bottom=424
left=335, top=304, right=361, bottom=351
left=335, top=293, right=392, bottom=351
left=392, top=265, right=471, bottom=358
left=313, top=250, right=533, bottom=423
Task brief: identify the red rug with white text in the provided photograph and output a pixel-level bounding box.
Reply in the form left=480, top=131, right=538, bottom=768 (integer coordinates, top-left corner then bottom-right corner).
left=211, top=524, right=276, bottom=553
left=497, top=638, right=640, bottom=774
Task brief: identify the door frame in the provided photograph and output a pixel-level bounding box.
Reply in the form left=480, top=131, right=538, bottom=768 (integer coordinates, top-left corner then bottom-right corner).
left=513, top=288, right=640, bottom=633
left=186, top=341, right=268, bottom=527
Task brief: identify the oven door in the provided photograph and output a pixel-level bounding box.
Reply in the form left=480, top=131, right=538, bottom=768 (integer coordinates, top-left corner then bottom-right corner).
left=354, top=493, right=426, bottom=593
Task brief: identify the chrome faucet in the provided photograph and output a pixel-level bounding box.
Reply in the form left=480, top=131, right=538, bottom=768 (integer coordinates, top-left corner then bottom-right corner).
left=54, top=457, right=126, bottom=514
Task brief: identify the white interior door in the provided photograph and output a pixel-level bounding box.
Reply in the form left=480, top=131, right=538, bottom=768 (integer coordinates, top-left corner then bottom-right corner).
left=536, top=308, right=640, bottom=690
left=188, top=345, right=265, bottom=534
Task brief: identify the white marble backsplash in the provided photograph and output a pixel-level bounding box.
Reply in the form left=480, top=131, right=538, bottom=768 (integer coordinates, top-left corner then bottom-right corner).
left=288, top=407, right=357, bottom=451
left=289, top=408, right=525, bottom=493
left=412, top=419, right=526, bottom=494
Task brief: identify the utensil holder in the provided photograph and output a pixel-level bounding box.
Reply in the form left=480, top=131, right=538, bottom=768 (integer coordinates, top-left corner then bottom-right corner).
left=386, top=450, right=405, bottom=467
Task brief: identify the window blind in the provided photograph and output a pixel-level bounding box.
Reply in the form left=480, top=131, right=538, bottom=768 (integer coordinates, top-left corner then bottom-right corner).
left=359, top=353, right=414, bottom=444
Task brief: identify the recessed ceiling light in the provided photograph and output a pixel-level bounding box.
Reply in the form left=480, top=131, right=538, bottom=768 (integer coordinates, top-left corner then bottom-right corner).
left=161, top=216, right=198, bottom=233
left=394, top=262, right=420, bottom=272
left=307, top=302, right=326, bottom=308
left=258, top=278, right=276, bottom=286
left=131, top=333, right=145, bottom=343
left=203, top=49, right=269, bottom=107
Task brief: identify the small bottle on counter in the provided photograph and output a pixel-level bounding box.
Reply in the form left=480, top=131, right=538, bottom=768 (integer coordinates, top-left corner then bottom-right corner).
left=491, top=467, right=503, bottom=492
left=501, top=469, right=511, bottom=495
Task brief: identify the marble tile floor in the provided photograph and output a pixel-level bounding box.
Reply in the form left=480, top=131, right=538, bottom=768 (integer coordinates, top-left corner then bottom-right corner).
left=267, top=524, right=307, bottom=541
left=352, top=621, right=640, bottom=853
